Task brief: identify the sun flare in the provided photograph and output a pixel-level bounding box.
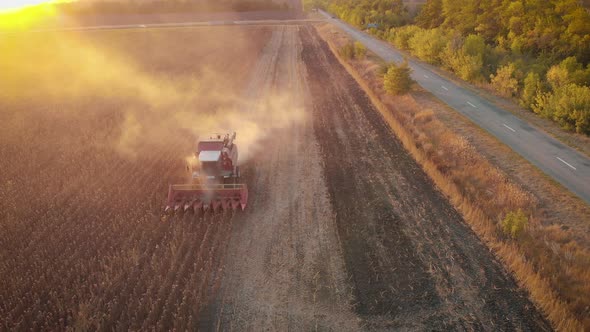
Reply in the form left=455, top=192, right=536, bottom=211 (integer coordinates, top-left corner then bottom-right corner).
left=0, top=0, right=63, bottom=29
left=0, top=0, right=55, bottom=12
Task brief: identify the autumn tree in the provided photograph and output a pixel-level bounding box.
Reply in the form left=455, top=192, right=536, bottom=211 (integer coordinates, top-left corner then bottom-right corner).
left=415, top=0, right=442, bottom=29
left=325, top=0, right=590, bottom=135
left=490, top=63, right=520, bottom=98
left=384, top=60, right=413, bottom=95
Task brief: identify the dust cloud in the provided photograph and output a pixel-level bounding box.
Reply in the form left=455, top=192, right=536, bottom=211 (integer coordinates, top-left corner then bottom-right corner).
left=0, top=28, right=304, bottom=163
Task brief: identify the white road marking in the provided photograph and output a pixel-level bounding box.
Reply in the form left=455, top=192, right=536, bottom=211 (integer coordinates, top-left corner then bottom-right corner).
left=556, top=157, right=577, bottom=170
left=502, top=123, right=516, bottom=132
left=424, top=74, right=429, bottom=78
left=441, top=85, right=448, bottom=91
left=467, top=101, right=477, bottom=108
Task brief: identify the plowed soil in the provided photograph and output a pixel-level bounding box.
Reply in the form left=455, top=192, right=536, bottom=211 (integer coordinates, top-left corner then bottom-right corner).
left=208, top=26, right=551, bottom=331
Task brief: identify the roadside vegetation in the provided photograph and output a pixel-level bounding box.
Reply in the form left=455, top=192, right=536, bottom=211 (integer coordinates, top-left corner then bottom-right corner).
left=338, top=41, right=367, bottom=60
left=317, top=23, right=590, bottom=331
left=383, top=59, right=413, bottom=95
left=307, top=0, right=590, bottom=135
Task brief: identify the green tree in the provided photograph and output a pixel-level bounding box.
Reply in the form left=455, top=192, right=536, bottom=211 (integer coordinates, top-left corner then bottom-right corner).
left=490, top=63, right=520, bottom=98
left=533, top=83, right=590, bottom=134
left=547, top=64, right=571, bottom=90
left=521, top=72, right=543, bottom=109
left=408, top=28, right=448, bottom=64
left=444, top=34, right=486, bottom=81
left=463, top=34, right=486, bottom=58
left=444, top=49, right=483, bottom=82
left=560, top=57, right=590, bottom=86
left=441, top=0, right=478, bottom=34
left=384, top=60, right=414, bottom=95
left=415, top=0, right=443, bottom=29
left=546, top=57, right=590, bottom=90
left=560, top=1, right=590, bottom=62
left=389, top=25, right=421, bottom=49
left=474, top=0, right=503, bottom=42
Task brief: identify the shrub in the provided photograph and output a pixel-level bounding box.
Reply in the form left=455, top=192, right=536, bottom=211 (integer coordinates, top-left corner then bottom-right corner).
left=388, top=25, right=422, bottom=50
left=533, top=83, right=590, bottom=134
left=339, top=42, right=368, bottom=60
left=354, top=41, right=367, bottom=59
left=501, top=209, right=528, bottom=239
left=547, top=57, right=590, bottom=90
left=408, top=28, right=448, bottom=64
left=547, top=65, right=570, bottom=91
left=383, top=60, right=413, bottom=95
left=490, top=63, right=519, bottom=98
left=444, top=50, right=484, bottom=82
left=339, top=42, right=355, bottom=60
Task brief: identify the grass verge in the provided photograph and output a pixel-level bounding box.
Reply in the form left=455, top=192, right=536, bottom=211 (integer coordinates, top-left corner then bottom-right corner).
left=316, top=23, right=590, bottom=331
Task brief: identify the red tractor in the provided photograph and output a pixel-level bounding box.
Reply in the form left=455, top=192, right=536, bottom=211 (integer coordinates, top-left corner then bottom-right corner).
left=165, top=132, right=248, bottom=213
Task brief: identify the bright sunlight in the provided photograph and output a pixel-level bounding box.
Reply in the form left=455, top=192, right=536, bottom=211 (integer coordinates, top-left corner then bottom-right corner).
left=0, top=0, right=56, bottom=12
left=0, top=0, right=62, bottom=30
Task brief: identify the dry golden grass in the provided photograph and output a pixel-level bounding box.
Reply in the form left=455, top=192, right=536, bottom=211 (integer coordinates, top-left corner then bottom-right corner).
left=317, top=23, right=590, bottom=331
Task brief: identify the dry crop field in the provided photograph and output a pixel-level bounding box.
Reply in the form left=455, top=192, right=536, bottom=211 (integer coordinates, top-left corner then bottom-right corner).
left=1, top=23, right=551, bottom=331
left=0, top=26, right=272, bottom=330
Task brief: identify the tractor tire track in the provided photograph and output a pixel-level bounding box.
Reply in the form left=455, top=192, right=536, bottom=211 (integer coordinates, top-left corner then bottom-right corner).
left=209, top=25, right=359, bottom=331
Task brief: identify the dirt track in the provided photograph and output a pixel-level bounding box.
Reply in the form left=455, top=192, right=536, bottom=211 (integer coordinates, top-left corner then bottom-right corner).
left=209, top=25, right=551, bottom=331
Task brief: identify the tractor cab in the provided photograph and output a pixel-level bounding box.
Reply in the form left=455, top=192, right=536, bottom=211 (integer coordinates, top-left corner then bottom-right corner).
left=191, top=133, right=239, bottom=180
left=167, top=131, right=247, bottom=213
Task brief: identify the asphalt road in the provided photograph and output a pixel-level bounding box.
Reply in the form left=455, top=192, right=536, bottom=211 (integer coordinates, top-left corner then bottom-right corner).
left=320, top=10, right=590, bottom=205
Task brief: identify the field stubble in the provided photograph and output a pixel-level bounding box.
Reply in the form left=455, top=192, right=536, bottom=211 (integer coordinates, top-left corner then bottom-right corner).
left=0, top=26, right=271, bottom=330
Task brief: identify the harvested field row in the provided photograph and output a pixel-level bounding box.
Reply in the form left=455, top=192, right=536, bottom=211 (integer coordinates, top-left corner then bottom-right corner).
left=208, top=25, right=551, bottom=331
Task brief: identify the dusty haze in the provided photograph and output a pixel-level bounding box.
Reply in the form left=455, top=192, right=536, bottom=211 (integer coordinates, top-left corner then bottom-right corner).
left=0, top=28, right=305, bottom=163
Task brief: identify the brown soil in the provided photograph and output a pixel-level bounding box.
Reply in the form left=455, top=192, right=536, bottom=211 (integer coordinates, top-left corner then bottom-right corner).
left=208, top=26, right=551, bottom=331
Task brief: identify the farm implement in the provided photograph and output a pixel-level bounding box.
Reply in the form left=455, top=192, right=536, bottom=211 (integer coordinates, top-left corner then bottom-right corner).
left=165, top=132, right=248, bottom=213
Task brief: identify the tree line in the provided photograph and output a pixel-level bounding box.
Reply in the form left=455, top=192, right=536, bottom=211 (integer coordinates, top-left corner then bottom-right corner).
left=309, top=0, right=590, bottom=135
